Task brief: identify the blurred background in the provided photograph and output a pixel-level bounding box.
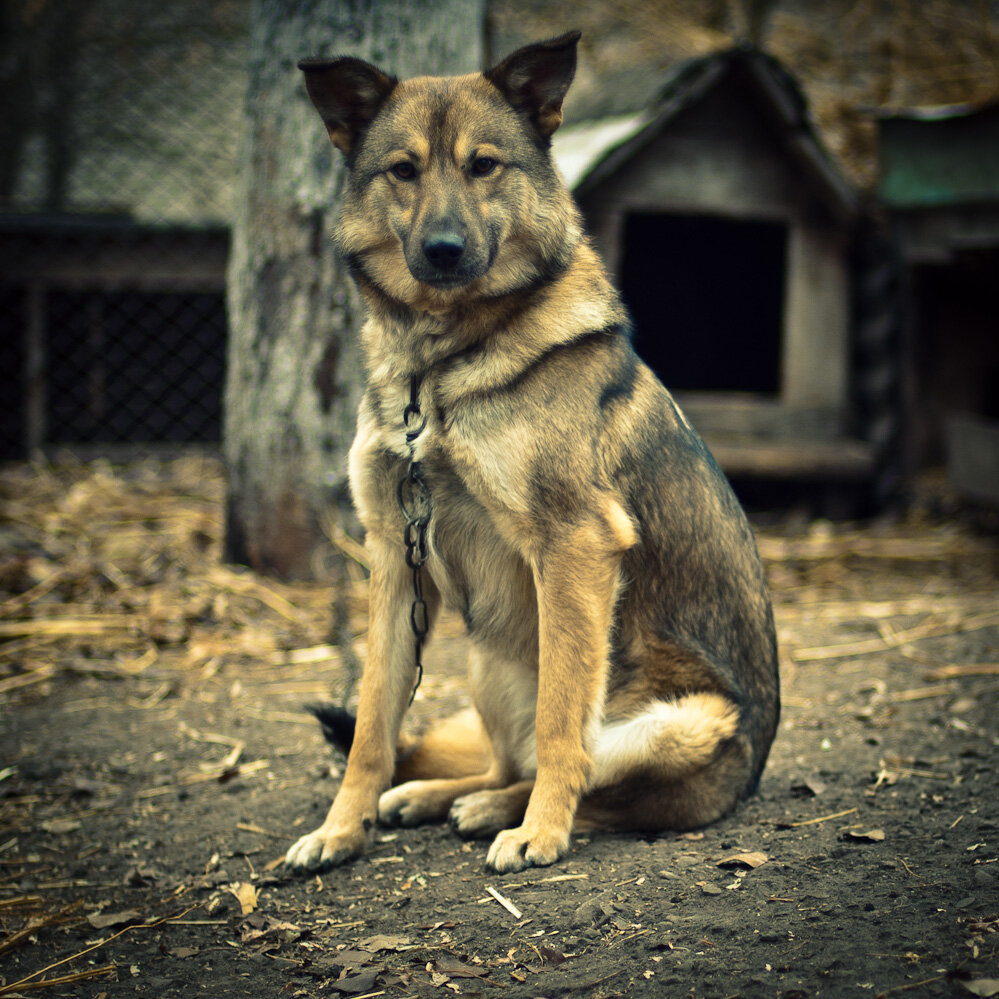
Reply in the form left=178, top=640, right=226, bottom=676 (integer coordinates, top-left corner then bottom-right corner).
left=1, top=0, right=998, bottom=518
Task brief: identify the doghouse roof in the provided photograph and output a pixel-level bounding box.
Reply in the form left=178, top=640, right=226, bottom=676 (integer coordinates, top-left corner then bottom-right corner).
left=876, top=102, right=999, bottom=209
left=553, top=46, right=858, bottom=224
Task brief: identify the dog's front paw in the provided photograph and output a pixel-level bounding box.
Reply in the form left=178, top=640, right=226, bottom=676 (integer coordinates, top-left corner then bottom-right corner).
left=485, top=824, right=569, bottom=873
left=284, top=824, right=367, bottom=873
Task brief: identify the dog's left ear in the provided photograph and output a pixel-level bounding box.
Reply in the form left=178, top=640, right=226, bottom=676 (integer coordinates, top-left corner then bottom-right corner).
left=485, top=30, right=581, bottom=138
left=298, top=56, right=397, bottom=156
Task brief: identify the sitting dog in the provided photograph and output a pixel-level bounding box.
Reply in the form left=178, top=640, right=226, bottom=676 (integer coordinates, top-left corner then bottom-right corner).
left=285, top=31, right=780, bottom=874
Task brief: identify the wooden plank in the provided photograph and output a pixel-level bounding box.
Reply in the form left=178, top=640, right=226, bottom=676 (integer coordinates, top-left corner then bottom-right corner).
left=24, top=282, right=46, bottom=456
left=674, top=393, right=843, bottom=440
left=947, top=415, right=999, bottom=501
left=704, top=435, right=876, bottom=480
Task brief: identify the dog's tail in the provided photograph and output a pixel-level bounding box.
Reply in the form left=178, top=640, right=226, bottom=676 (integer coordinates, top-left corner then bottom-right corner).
left=305, top=702, right=356, bottom=757
left=306, top=703, right=490, bottom=782
left=576, top=692, right=747, bottom=832
left=589, top=693, right=740, bottom=787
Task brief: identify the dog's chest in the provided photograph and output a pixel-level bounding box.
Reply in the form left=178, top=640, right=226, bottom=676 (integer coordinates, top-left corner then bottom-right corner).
left=357, top=377, right=532, bottom=621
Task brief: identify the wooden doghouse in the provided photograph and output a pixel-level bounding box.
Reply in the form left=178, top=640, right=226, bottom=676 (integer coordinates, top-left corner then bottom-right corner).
left=877, top=102, right=999, bottom=502
left=553, top=47, right=872, bottom=492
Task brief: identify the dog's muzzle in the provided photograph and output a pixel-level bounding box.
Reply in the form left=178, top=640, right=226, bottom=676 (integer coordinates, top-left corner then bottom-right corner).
left=408, top=224, right=487, bottom=288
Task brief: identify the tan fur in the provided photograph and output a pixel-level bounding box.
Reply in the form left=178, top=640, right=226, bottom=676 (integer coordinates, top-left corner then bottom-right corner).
left=285, top=33, right=780, bottom=875
left=391, top=707, right=486, bottom=781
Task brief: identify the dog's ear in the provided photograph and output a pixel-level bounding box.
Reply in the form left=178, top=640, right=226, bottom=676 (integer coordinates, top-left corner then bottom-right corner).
left=298, top=56, right=397, bottom=156
left=485, top=31, right=580, bottom=138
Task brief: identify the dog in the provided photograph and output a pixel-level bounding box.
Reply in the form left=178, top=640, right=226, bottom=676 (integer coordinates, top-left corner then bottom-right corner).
left=284, top=31, right=779, bottom=875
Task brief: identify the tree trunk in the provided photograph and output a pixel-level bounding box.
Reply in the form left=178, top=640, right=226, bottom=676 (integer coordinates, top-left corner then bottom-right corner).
left=224, top=0, right=486, bottom=580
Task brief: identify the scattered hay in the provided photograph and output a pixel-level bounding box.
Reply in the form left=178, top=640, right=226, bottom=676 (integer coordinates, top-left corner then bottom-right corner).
left=2, top=455, right=996, bottom=707
left=0, top=455, right=362, bottom=704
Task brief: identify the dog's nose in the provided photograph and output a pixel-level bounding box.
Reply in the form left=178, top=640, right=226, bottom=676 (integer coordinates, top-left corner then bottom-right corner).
left=422, top=231, right=465, bottom=270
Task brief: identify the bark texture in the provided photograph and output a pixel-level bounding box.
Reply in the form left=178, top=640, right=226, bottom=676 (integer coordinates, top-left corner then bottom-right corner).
left=225, top=0, right=485, bottom=579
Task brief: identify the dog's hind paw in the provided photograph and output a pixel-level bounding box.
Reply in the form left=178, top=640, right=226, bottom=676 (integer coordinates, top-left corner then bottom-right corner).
left=284, top=824, right=366, bottom=872
left=485, top=824, right=568, bottom=873
left=378, top=782, right=448, bottom=827
left=449, top=789, right=525, bottom=839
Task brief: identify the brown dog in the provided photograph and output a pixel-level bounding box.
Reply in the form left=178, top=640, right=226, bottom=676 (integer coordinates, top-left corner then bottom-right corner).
left=284, top=31, right=779, bottom=874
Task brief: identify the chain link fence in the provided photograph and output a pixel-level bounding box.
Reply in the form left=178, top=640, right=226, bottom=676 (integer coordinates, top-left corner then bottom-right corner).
left=1, top=0, right=248, bottom=460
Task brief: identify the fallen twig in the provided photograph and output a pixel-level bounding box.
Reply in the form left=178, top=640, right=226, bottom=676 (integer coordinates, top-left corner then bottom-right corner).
left=792, top=611, right=999, bottom=662
left=7, top=963, right=117, bottom=992
left=789, top=807, right=858, bottom=827
left=874, top=973, right=950, bottom=998
left=0, top=904, right=201, bottom=996
left=0, top=667, right=56, bottom=696
left=757, top=533, right=987, bottom=562
left=485, top=885, right=523, bottom=920
left=0, top=617, right=137, bottom=638
left=925, top=662, right=999, bottom=680
left=203, top=566, right=305, bottom=623
left=0, top=900, right=83, bottom=958
left=888, top=684, right=954, bottom=703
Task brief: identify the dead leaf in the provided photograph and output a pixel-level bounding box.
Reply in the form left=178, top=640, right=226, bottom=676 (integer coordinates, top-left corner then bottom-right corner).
left=170, top=946, right=200, bottom=958
left=790, top=778, right=826, bottom=798
left=123, top=866, right=159, bottom=887
left=718, top=851, right=769, bottom=869
left=358, top=933, right=412, bottom=952
left=335, top=949, right=377, bottom=968
left=230, top=881, right=258, bottom=915
left=433, top=958, right=490, bottom=978
left=71, top=776, right=115, bottom=796
left=41, top=818, right=82, bottom=835
left=240, top=916, right=302, bottom=947
left=536, top=945, right=567, bottom=966
left=961, top=979, right=999, bottom=997
left=330, top=968, right=381, bottom=994
left=845, top=829, right=886, bottom=843
left=87, top=909, right=143, bottom=929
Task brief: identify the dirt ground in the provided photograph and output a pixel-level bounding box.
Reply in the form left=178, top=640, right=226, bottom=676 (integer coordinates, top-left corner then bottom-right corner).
left=1, top=456, right=997, bottom=999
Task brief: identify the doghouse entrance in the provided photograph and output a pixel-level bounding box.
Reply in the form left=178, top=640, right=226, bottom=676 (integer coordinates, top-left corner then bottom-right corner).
left=619, top=213, right=787, bottom=394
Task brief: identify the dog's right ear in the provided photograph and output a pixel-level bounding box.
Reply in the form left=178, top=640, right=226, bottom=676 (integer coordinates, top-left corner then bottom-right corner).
left=298, top=56, right=397, bottom=156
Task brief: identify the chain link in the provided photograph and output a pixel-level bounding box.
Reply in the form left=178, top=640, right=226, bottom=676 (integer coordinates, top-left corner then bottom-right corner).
left=396, top=374, right=430, bottom=703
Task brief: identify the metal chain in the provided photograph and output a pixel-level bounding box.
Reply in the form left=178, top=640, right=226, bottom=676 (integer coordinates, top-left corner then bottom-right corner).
left=396, top=374, right=430, bottom=704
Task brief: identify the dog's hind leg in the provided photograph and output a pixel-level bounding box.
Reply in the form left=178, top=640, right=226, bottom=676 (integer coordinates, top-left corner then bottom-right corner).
left=448, top=779, right=534, bottom=838
left=378, top=645, right=536, bottom=828
left=377, top=706, right=507, bottom=827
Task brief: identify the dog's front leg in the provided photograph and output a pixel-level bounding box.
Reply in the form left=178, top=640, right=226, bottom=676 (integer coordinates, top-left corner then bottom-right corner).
left=486, top=514, right=625, bottom=873
left=285, top=535, right=435, bottom=872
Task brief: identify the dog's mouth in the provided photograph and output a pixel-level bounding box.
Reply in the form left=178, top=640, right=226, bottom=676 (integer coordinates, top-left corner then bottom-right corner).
left=416, top=270, right=480, bottom=290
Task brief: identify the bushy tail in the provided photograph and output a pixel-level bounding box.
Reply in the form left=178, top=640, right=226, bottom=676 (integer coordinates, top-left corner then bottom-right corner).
left=305, top=702, right=356, bottom=757
left=589, top=693, right=740, bottom=789
left=578, top=692, right=747, bottom=832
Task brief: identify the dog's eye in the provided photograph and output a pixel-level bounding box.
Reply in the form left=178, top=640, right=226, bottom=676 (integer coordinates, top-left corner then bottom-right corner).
left=391, top=162, right=417, bottom=181
left=470, top=157, right=498, bottom=177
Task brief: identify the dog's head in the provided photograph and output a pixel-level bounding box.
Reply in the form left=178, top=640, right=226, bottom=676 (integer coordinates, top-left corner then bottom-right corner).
left=299, top=33, right=582, bottom=309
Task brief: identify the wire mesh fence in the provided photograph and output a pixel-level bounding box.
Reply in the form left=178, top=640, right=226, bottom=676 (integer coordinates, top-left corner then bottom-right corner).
left=1, top=0, right=248, bottom=460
